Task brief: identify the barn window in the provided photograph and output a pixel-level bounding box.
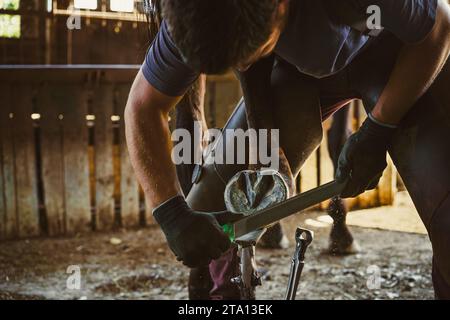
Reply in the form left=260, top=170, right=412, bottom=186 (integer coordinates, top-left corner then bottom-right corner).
left=110, top=0, right=134, bottom=13
left=0, top=0, right=20, bottom=38
left=0, top=15, right=20, bottom=38
left=0, top=0, right=19, bottom=10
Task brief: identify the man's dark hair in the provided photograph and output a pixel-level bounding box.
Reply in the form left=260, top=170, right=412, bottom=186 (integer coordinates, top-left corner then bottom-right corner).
left=161, top=0, right=278, bottom=74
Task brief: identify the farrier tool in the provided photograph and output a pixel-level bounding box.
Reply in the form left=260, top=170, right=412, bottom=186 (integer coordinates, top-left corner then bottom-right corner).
left=223, top=180, right=346, bottom=241
left=285, top=228, right=314, bottom=300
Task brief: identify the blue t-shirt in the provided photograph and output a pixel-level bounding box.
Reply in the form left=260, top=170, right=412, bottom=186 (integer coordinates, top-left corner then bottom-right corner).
left=142, top=0, right=437, bottom=97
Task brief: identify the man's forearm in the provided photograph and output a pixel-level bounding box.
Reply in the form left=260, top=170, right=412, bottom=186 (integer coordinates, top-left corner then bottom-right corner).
left=125, top=103, right=181, bottom=209
left=372, top=0, right=450, bottom=125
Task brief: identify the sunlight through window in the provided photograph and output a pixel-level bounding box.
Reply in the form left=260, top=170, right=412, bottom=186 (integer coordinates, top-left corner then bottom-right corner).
left=0, top=14, right=20, bottom=38
left=0, top=0, right=20, bottom=10
left=110, top=0, right=134, bottom=13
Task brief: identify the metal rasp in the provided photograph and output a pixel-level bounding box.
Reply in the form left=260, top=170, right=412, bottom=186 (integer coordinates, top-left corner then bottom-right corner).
left=233, top=180, right=346, bottom=239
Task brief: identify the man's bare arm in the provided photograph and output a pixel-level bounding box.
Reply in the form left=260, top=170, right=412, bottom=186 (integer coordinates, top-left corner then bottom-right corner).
left=372, top=0, right=450, bottom=125
left=125, top=71, right=232, bottom=268
left=124, top=70, right=183, bottom=208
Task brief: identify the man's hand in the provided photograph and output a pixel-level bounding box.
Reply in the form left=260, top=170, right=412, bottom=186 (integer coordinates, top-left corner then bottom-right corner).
left=336, top=115, right=396, bottom=198
left=153, top=196, right=238, bottom=268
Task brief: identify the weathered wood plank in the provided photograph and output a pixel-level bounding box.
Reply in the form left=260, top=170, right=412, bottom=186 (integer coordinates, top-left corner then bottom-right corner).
left=38, top=85, right=66, bottom=236
left=0, top=122, right=4, bottom=240
left=144, top=197, right=152, bottom=226
left=356, top=187, right=379, bottom=209
left=61, top=85, right=91, bottom=234
left=0, top=84, right=18, bottom=239
left=213, top=80, right=242, bottom=128
left=342, top=102, right=360, bottom=210
left=350, top=100, right=396, bottom=209
left=357, top=94, right=395, bottom=207
left=93, top=84, right=115, bottom=230
left=320, top=119, right=335, bottom=185
left=117, top=84, right=140, bottom=228
left=13, top=85, right=40, bottom=237
left=378, top=156, right=397, bottom=206
left=319, top=118, right=336, bottom=209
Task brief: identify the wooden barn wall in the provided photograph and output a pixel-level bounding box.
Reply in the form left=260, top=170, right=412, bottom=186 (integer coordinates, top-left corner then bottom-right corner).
left=0, top=68, right=144, bottom=239
left=0, top=68, right=397, bottom=240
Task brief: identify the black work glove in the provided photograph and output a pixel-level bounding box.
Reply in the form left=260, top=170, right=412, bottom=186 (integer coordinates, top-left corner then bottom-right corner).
left=336, top=114, right=397, bottom=198
left=153, top=196, right=240, bottom=268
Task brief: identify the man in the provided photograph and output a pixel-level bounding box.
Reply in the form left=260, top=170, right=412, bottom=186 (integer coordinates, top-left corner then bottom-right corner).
left=125, top=0, right=450, bottom=299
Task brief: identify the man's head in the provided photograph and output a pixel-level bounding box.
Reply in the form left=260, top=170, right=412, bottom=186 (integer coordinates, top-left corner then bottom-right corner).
left=161, top=0, right=289, bottom=74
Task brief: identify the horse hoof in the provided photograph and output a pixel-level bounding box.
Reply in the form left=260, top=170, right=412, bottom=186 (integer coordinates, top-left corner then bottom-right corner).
left=225, top=170, right=291, bottom=250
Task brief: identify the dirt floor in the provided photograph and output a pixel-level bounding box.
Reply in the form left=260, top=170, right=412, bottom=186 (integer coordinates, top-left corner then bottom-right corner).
left=0, top=192, right=434, bottom=300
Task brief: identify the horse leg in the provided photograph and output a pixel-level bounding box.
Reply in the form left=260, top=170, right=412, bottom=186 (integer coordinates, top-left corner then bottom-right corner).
left=326, top=107, right=360, bottom=255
